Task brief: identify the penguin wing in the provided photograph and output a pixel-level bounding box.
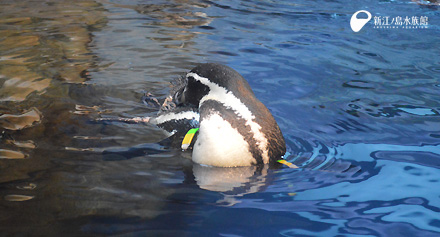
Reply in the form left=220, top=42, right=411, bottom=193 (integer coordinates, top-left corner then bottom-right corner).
left=149, top=107, right=200, bottom=148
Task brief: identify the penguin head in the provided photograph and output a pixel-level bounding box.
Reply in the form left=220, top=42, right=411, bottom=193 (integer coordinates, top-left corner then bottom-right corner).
left=174, top=74, right=209, bottom=107
left=175, top=63, right=255, bottom=107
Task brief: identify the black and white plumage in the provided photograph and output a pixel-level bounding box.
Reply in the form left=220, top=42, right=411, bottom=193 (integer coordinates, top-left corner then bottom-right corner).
left=149, top=63, right=286, bottom=167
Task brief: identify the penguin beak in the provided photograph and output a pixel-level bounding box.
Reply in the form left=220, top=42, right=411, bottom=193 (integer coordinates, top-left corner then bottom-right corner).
left=174, top=86, right=185, bottom=105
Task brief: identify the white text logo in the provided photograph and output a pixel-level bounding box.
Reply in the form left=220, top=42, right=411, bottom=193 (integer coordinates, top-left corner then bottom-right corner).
left=351, top=10, right=430, bottom=32
left=373, top=16, right=429, bottom=29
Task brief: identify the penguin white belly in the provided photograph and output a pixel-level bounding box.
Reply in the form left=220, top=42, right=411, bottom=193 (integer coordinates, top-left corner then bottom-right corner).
left=192, top=113, right=255, bottom=167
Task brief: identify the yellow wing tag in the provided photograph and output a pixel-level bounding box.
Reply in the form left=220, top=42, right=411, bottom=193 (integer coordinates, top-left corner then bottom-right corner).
left=277, top=160, right=299, bottom=169
left=181, top=128, right=199, bottom=150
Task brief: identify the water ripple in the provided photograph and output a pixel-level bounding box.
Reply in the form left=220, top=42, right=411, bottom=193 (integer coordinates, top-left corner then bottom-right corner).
left=0, top=0, right=439, bottom=235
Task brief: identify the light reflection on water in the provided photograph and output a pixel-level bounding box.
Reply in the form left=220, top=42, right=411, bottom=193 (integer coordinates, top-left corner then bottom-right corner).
left=0, top=0, right=440, bottom=235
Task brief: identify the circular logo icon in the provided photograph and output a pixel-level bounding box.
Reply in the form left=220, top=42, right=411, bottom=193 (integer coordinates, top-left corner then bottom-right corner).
left=351, top=10, right=372, bottom=32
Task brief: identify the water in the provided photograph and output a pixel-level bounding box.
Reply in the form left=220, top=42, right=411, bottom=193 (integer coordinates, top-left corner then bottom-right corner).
left=1, top=0, right=439, bottom=235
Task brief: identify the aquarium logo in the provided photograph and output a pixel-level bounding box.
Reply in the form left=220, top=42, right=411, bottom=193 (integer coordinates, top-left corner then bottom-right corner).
left=350, top=10, right=372, bottom=32
left=351, top=10, right=429, bottom=32
left=373, top=16, right=429, bottom=29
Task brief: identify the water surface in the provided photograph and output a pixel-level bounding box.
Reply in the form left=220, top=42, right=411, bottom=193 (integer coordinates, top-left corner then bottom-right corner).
left=1, top=0, right=440, bottom=236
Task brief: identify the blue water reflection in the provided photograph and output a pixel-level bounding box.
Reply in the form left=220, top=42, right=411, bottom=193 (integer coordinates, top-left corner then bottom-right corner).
left=0, top=0, right=440, bottom=236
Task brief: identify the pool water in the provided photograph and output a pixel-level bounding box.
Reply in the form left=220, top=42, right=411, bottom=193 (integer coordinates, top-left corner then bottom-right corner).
left=1, top=0, right=440, bottom=236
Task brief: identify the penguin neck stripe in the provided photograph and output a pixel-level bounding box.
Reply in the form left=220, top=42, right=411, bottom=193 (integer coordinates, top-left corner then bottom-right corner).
left=187, top=72, right=254, bottom=120
left=186, top=72, right=270, bottom=163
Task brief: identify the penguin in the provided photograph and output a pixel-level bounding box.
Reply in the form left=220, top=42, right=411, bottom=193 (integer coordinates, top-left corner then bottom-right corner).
left=149, top=63, right=286, bottom=167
